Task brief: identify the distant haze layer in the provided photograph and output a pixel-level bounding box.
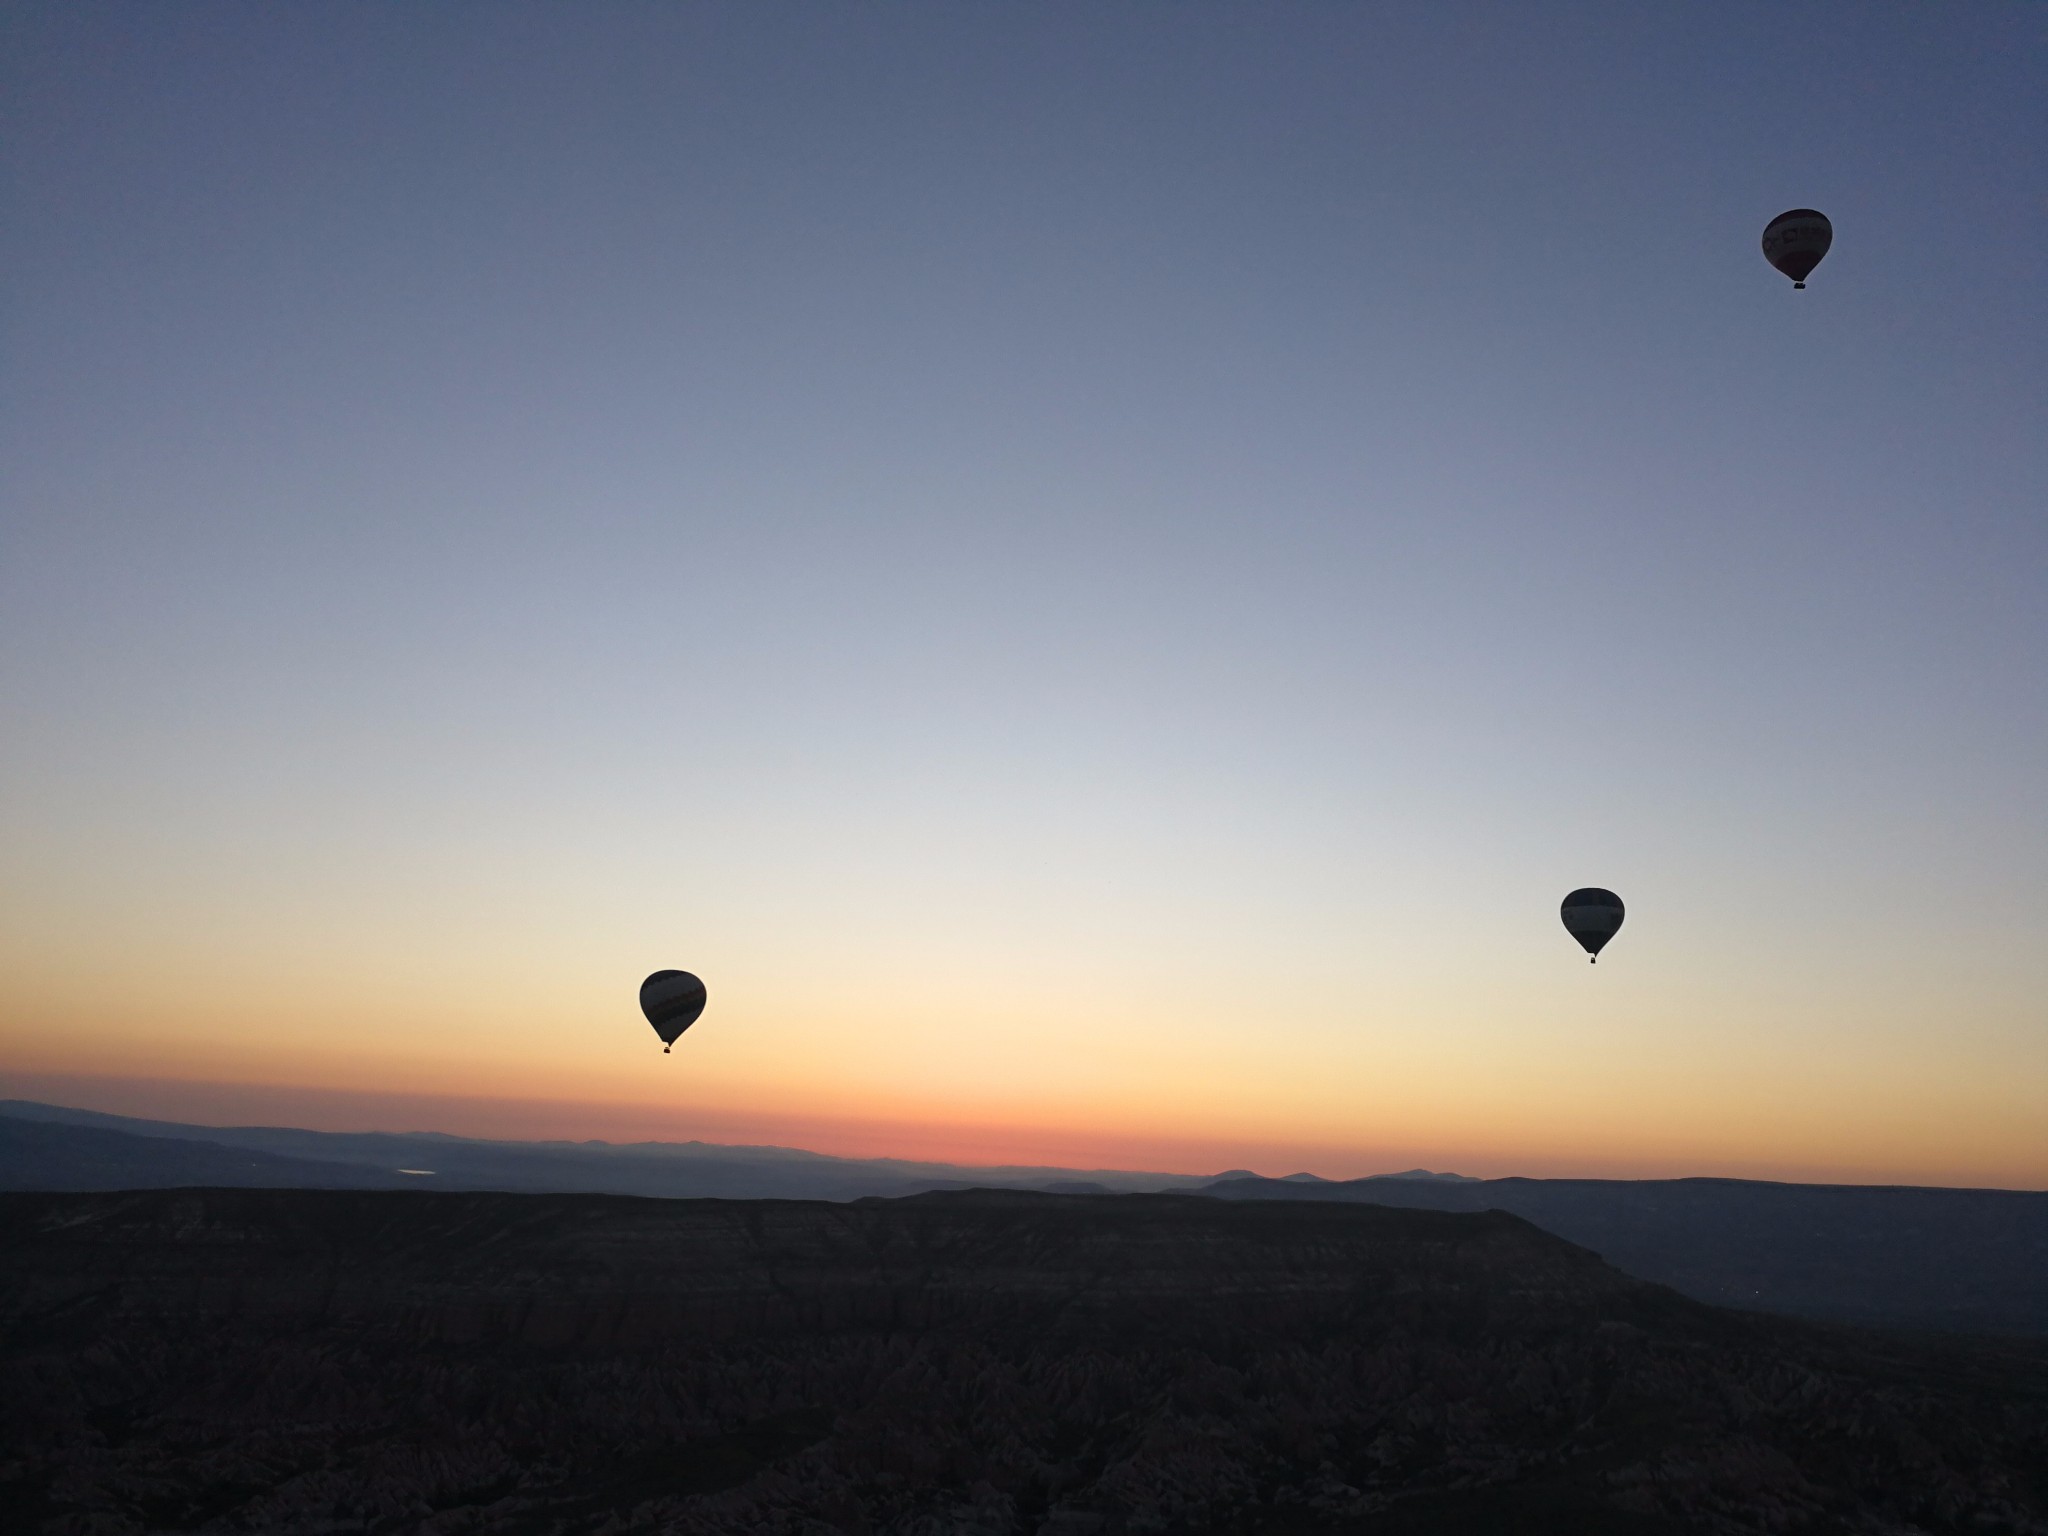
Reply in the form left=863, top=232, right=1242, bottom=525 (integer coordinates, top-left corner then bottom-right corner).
left=2, top=1069, right=2036, bottom=1191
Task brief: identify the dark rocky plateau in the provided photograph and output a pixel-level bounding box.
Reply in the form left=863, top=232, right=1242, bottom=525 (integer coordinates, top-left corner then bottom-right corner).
left=3, top=1189, right=2045, bottom=1536
left=1207, top=1175, right=2048, bottom=1337
left=12, top=1105, right=2044, bottom=1339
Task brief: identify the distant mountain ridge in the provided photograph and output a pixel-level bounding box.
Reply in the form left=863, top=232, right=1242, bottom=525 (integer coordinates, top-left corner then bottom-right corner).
left=4, top=1100, right=2044, bottom=1336
left=0, top=1100, right=1222, bottom=1201
left=1367, top=1167, right=1480, bottom=1182
left=0, top=1115, right=423, bottom=1191
left=0, top=1100, right=1478, bottom=1199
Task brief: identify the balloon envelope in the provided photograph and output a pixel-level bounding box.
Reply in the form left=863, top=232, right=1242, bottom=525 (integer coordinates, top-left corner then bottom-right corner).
left=1761, top=208, right=1832, bottom=288
left=1560, top=888, right=1625, bottom=962
left=640, top=970, right=707, bottom=1050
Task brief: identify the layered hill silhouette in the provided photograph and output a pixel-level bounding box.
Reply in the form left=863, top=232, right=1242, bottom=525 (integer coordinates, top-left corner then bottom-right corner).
left=0, top=1100, right=1211, bottom=1200
left=3, top=1188, right=2044, bottom=1535
left=1206, top=1172, right=2048, bottom=1337
left=5, top=1100, right=2044, bottom=1336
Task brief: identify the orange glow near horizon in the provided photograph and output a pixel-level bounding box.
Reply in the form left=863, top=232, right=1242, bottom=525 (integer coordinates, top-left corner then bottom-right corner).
left=4, top=1060, right=2041, bottom=1191
left=4, top=705, right=2043, bottom=1194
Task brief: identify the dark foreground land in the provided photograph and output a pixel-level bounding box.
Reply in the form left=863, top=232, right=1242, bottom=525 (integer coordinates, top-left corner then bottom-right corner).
left=2, top=1190, right=2045, bottom=1536
left=12, top=1105, right=2047, bottom=1338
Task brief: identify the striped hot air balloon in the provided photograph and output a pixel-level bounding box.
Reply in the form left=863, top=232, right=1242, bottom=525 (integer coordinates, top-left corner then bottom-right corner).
left=640, top=970, right=707, bottom=1052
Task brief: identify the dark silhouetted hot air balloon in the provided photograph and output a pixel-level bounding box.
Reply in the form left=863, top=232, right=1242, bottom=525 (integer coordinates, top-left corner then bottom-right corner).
left=640, top=970, right=707, bottom=1052
left=1560, top=889, right=1625, bottom=963
left=1761, top=209, right=1832, bottom=289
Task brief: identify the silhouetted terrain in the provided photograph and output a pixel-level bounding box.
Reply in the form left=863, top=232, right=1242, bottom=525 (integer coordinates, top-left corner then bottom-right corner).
left=0, top=1116, right=423, bottom=1192
left=3, top=1188, right=2045, bottom=1535
left=0, top=1101, right=1210, bottom=1201
left=1204, top=1173, right=2048, bottom=1337
left=7, top=1102, right=2045, bottom=1338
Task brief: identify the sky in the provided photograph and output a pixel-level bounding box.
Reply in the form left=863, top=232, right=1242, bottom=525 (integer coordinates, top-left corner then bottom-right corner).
left=3, top=2, right=2043, bottom=1187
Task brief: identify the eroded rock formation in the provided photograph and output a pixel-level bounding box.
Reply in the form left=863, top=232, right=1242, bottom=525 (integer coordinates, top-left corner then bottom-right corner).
left=2, top=1189, right=2043, bottom=1534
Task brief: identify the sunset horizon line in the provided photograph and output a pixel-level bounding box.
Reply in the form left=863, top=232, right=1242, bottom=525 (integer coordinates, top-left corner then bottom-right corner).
left=6, top=1070, right=2039, bottom=1194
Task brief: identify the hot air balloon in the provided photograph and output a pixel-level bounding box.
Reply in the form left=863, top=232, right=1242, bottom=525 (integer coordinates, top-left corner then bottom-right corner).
left=1761, top=208, right=1832, bottom=289
left=640, top=970, right=707, bottom=1052
left=1560, top=889, right=1624, bottom=963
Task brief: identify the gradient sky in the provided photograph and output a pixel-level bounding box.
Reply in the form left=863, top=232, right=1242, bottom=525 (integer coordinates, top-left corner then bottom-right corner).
left=4, top=2, right=2043, bottom=1186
